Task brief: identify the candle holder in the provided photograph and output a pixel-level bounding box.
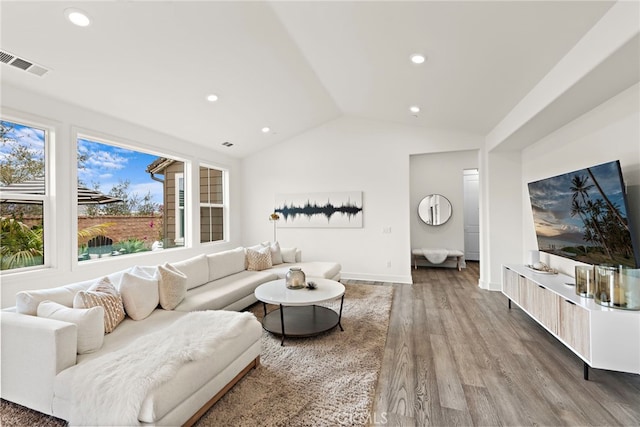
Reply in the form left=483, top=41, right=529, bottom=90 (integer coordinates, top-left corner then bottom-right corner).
left=595, top=265, right=640, bottom=310
left=285, top=267, right=306, bottom=289
left=575, top=265, right=594, bottom=298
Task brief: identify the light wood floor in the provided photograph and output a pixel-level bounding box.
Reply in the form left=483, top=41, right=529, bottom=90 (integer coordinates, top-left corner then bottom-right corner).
left=359, top=262, right=640, bottom=426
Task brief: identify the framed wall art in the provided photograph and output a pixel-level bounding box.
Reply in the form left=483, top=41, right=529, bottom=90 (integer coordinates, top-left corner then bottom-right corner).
left=274, top=191, right=363, bottom=228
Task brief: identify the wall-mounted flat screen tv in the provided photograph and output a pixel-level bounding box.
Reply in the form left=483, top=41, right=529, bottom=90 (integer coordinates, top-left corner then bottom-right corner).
left=528, top=160, right=639, bottom=268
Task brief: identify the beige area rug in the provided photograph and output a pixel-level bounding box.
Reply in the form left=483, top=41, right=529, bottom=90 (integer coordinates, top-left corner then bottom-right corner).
left=0, top=283, right=392, bottom=427
left=196, top=282, right=393, bottom=426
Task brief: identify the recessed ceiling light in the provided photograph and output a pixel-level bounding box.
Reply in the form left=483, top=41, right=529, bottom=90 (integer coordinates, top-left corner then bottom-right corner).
left=409, top=105, right=421, bottom=114
left=261, top=127, right=271, bottom=134
left=206, top=94, right=219, bottom=102
left=410, top=54, right=426, bottom=64
left=65, top=8, right=91, bottom=27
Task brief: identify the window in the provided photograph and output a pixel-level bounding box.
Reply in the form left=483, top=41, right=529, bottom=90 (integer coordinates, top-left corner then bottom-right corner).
left=200, top=166, right=225, bottom=243
left=0, top=119, right=48, bottom=271
left=77, top=136, right=185, bottom=261
left=175, top=173, right=184, bottom=246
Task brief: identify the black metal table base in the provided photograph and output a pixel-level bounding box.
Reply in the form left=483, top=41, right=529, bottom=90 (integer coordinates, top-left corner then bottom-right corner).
left=262, top=296, right=344, bottom=346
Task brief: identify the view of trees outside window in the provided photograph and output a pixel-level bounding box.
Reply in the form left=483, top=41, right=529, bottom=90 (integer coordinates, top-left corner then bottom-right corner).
left=0, top=120, right=46, bottom=271
left=77, top=138, right=185, bottom=261
left=1, top=119, right=216, bottom=271
left=200, top=166, right=225, bottom=243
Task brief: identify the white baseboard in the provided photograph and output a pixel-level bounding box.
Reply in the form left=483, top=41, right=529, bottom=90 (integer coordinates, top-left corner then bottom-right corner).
left=340, top=271, right=412, bottom=285
left=479, top=279, right=502, bottom=291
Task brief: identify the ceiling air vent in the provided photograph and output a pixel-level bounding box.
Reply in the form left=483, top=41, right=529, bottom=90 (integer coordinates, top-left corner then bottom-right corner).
left=0, top=49, right=50, bottom=77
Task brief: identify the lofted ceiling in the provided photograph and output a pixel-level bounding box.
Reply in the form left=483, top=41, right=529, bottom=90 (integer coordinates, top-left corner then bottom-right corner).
left=0, top=1, right=616, bottom=158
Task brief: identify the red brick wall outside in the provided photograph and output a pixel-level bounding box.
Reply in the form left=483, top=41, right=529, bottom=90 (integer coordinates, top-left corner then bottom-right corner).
left=78, top=215, right=163, bottom=247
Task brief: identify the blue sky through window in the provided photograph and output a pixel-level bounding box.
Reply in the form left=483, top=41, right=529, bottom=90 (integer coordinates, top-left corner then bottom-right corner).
left=0, top=121, right=45, bottom=168
left=78, top=139, right=163, bottom=205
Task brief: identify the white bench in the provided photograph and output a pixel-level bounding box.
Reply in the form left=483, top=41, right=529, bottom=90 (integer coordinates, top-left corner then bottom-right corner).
left=412, top=248, right=464, bottom=271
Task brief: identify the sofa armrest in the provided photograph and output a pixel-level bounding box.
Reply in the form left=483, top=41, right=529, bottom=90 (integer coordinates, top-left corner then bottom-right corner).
left=1, top=311, right=77, bottom=415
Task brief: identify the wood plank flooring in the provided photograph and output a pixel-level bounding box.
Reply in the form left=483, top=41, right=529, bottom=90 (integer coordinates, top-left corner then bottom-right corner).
left=355, top=262, right=640, bottom=426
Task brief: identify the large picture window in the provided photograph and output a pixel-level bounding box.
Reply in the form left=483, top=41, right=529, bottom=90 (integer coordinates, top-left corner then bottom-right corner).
left=77, top=137, right=185, bottom=261
left=0, top=119, right=47, bottom=271
left=200, top=166, right=225, bottom=243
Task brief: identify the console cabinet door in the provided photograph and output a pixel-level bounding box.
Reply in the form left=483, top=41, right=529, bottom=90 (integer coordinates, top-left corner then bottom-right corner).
left=530, top=284, right=559, bottom=334
left=558, top=299, right=591, bottom=361
left=503, top=268, right=520, bottom=304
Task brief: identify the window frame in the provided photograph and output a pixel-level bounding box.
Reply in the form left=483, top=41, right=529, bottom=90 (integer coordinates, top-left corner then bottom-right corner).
left=73, top=130, right=190, bottom=265
left=174, top=172, right=185, bottom=246
left=0, top=114, right=54, bottom=274
left=199, top=164, right=228, bottom=244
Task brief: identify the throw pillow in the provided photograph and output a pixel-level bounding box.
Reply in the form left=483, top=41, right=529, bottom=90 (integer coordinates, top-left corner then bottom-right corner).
left=281, top=247, right=298, bottom=263
left=246, top=247, right=272, bottom=271
left=170, top=254, right=209, bottom=290
left=37, top=300, right=105, bottom=354
left=245, top=244, right=265, bottom=269
left=157, top=263, right=187, bottom=310
left=73, top=277, right=125, bottom=334
left=262, top=241, right=283, bottom=265
left=119, top=271, right=159, bottom=321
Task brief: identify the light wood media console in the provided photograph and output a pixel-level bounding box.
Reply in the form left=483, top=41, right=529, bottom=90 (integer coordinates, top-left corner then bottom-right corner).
left=502, top=264, right=640, bottom=380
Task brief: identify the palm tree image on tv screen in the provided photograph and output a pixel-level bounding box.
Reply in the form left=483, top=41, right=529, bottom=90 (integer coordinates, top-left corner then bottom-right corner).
left=528, top=160, right=639, bottom=268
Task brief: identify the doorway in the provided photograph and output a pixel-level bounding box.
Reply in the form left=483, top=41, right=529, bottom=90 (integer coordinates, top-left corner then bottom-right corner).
left=463, top=169, right=480, bottom=261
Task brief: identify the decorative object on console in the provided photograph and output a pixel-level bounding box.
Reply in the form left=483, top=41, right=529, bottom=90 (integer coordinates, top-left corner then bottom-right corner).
left=274, top=191, right=363, bottom=228
left=417, top=193, right=452, bottom=225
left=525, top=262, right=557, bottom=274
left=575, top=265, right=595, bottom=298
left=595, top=264, right=640, bottom=310
left=528, top=250, right=540, bottom=266
left=285, top=267, right=306, bottom=289
left=528, top=160, right=639, bottom=268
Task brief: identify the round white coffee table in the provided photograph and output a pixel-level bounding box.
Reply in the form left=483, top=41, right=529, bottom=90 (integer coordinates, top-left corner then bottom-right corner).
left=254, top=278, right=345, bottom=346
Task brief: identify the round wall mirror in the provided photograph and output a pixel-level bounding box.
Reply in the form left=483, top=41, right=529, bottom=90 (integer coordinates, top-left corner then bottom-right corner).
left=418, top=194, right=452, bottom=226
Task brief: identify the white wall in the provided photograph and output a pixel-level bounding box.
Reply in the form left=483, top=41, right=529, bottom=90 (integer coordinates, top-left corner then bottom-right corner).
left=521, top=83, right=640, bottom=276
left=1, top=85, right=243, bottom=308
left=409, top=150, right=479, bottom=255
left=240, top=116, right=484, bottom=284
left=481, top=149, right=523, bottom=290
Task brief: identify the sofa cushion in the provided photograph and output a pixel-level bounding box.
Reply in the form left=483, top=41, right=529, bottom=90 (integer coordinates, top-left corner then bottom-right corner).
left=206, top=247, right=246, bottom=281
left=37, top=301, right=105, bottom=354
left=262, top=241, right=283, bottom=265
left=157, top=263, right=187, bottom=310
left=246, top=246, right=272, bottom=271
left=15, top=270, right=130, bottom=316
left=73, top=277, right=125, bottom=334
left=174, top=270, right=277, bottom=312
left=280, top=247, right=298, bottom=263
left=170, top=254, right=209, bottom=290
left=119, top=270, right=159, bottom=321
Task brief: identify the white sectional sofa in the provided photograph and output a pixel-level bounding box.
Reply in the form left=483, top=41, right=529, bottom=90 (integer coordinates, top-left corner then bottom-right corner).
left=1, top=243, right=341, bottom=426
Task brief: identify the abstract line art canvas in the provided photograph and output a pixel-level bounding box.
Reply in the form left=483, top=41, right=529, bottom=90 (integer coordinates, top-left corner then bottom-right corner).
left=275, top=191, right=363, bottom=228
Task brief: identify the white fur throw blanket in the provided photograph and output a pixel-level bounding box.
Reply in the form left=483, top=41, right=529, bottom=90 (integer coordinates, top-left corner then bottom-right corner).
left=69, top=310, right=256, bottom=426
left=421, top=248, right=450, bottom=264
